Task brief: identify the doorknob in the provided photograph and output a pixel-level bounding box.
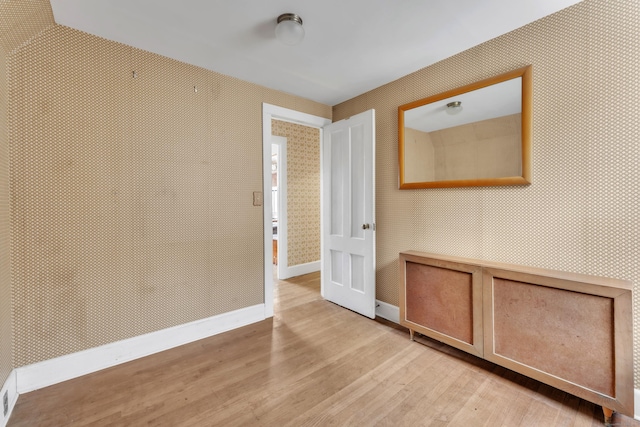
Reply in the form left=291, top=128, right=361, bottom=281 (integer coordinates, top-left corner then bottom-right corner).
left=362, top=223, right=370, bottom=230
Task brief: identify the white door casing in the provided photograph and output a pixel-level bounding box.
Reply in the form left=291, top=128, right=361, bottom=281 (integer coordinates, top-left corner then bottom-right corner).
left=262, top=104, right=331, bottom=318
left=322, top=109, right=376, bottom=318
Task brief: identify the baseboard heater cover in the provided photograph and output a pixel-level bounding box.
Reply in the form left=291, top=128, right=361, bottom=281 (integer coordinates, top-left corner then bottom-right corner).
left=399, top=250, right=633, bottom=419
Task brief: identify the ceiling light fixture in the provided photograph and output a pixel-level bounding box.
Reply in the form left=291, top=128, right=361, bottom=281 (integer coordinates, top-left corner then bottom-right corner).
left=446, top=101, right=463, bottom=115
left=275, top=13, right=305, bottom=46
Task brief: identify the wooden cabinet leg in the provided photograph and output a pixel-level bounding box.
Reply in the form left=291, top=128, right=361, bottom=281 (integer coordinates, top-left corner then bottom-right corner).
left=602, top=407, right=613, bottom=426
left=409, top=329, right=414, bottom=341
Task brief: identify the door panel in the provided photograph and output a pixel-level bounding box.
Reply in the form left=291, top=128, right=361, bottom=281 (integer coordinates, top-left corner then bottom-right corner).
left=330, top=133, right=346, bottom=237
left=322, top=109, right=375, bottom=318
left=351, top=254, right=365, bottom=293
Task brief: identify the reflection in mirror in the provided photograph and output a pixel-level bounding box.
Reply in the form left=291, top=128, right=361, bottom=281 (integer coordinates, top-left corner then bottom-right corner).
left=399, top=66, right=531, bottom=189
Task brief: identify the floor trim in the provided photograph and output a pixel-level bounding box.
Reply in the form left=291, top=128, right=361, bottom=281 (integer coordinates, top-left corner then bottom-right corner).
left=0, top=369, right=17, bottom=427
left=375, top=300, right=399, bottom=324
left=16, top=304, right=265, bottom=394
left=280, top=261, right=320, bottom=280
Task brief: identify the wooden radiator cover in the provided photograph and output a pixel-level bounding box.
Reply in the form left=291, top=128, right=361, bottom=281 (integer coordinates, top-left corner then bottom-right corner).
left=403, top=258, right=483, bottom=357
left=399, top=251, right=633, bottom=417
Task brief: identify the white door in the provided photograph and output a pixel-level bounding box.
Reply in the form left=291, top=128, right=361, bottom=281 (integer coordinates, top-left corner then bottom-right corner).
left=322, top=109, right=375, bottom=318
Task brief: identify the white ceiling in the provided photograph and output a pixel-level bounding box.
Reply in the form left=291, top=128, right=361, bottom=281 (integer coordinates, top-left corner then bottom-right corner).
left=49, top=0, right=582, bottom=106
left=405, top=77, right=521, bottom=133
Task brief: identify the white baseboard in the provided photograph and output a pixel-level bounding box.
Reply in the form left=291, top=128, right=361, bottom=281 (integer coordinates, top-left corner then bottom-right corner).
left=635, top=388, right=640, bottom=420
left=279, top=260, right=320, bottom=280
left=375, top=300, right=399, bottom=324
left=16, top=304, right=265, bottom=394
left=1, top=369, right=17, bottom=427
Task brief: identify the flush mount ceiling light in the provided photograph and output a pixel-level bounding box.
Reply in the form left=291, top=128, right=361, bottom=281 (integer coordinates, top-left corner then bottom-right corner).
left=275, top=13, right=305, bottom=46
left=446, top=101, right=463, bottom=115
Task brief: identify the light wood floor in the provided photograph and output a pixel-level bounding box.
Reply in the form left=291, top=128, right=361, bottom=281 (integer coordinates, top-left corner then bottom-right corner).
left=8, top=271, right=640, bottom=426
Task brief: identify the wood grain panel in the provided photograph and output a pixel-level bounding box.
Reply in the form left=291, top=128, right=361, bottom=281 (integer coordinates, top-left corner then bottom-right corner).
left=406, top=262, right=473, bottom=344
left=483, top=266, right=634, bottom=417
left=492, top=278, right=614, bottom=396
left=399, top=252, right=483, bottom=356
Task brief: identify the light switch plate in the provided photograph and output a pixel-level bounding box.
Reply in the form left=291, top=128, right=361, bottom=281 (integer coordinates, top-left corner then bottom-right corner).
left=253, top=191, right=263, bottom=206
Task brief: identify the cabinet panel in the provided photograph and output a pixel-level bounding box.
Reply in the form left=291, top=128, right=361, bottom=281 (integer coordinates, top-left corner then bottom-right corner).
left=399, top=253, right=483, bottom=357
left=483, top=267, right=632, bottom=416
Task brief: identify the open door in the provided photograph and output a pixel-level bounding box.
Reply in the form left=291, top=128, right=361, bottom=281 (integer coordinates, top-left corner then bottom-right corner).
left=262, top=103, right=331, bottom=318
left=322, top=110, right=376, bottom=318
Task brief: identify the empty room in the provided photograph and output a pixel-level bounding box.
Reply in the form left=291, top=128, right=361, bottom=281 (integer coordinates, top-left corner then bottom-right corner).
left=0, top=0, right=639, bottom=426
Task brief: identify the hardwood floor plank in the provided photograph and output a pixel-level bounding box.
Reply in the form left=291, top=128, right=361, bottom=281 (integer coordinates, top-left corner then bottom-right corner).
left=375, top=354, right=469, bottom=426
left=520, top=396, right=564, bottom=426
left=449, top=375, right=511, bottom=427
left=324, top=347, right=447, bottom=426
left=213, top=332, right=402, bottom=426
left=284, top=344, right=427, bottom=427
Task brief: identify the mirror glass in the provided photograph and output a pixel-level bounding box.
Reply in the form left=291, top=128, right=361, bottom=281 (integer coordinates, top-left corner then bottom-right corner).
left=398, top=66, right=531, bottom=189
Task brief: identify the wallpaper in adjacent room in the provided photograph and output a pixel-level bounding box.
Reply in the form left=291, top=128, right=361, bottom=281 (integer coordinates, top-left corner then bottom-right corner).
left=7, top=18, right=330, bottom=366
left=334, top=0, right=640, bottom=386
left=271, top=120, right=321, bottom=267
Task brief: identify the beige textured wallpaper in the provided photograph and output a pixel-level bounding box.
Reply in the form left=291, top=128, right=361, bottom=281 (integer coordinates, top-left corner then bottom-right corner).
left=403, top=128, right=435, bottom=183
left=271, top=120, right=321, bottom=267
left=334, top=0, right=640, bottom=386
left=404, top=114, right=520, bottom=183
left=0, top=0, right=56, bottom=390
left=6, top=16, right=329, bottom=366
left=430, top=114, right=521, bottom=180
left=0, top=49, right=10, bottom=388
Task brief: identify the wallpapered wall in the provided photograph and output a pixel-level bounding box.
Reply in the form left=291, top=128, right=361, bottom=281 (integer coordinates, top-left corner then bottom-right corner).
left=0, top=44, right=11, bottom=392
left=404, top=114, right=521, bottom=182
left=0, top=0, right=57, bottom=391
left=5, top=2, right=330, bottom=367
left=334, top=0, right=640, bottom=386
left=271, top=120, right=321, bottom=267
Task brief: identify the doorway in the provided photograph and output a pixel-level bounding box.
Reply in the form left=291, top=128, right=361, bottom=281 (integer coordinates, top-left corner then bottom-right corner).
left=262, top=104, right=331, bottom=318
left=271, top=142, right=279, bottom=265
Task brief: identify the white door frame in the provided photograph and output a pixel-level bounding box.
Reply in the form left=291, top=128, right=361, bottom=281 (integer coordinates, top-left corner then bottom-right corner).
left=262, top=103, right=331, bottom=318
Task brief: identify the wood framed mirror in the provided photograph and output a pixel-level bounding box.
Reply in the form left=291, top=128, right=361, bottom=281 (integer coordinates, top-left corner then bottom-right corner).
left=398, top=65, right=532, bottom=189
